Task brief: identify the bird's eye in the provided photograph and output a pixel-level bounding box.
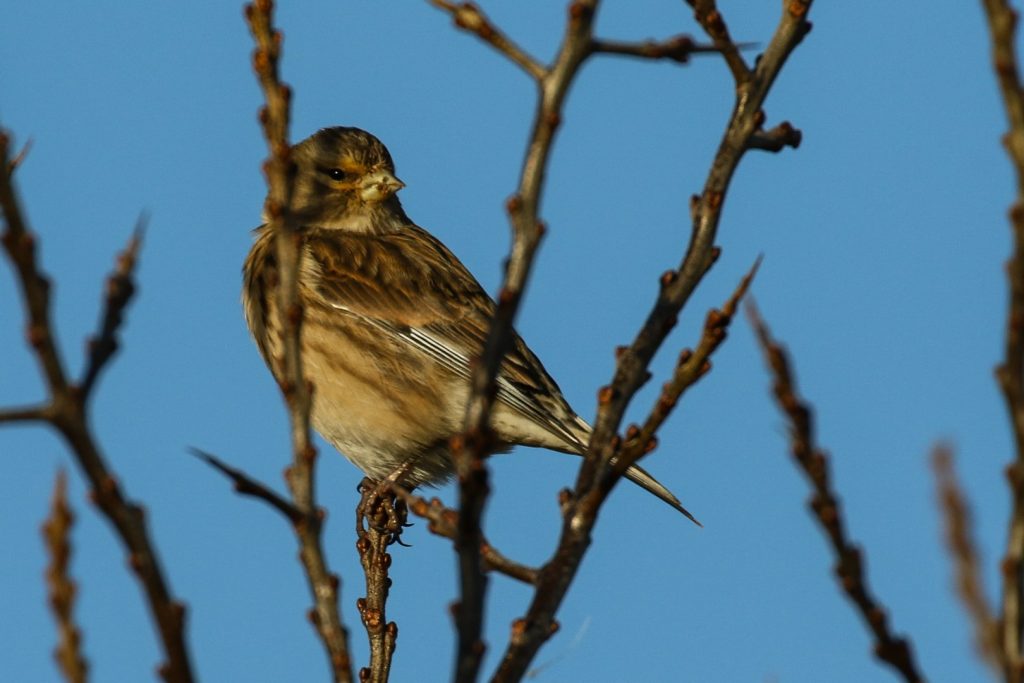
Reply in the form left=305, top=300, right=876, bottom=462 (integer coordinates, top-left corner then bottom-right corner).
left=325, top=168, right=347, bottom=181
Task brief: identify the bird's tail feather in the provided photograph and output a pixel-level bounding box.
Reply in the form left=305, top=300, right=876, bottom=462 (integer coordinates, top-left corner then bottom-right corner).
left=622, top=461, right=701, bottom=527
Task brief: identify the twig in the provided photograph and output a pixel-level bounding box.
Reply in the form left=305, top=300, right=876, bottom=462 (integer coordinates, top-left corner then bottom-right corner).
left=0, top=404, right=48, bottom=423
left=493, top=3, right=814, bottom=679
left=356, top=483, right=401, bottom=683
left=748, top=121, right=802, bottom=152
left=687, top=0, right=752, bottom=84
left=979, top=0, right=1024, bottom=678
left=0, top=130, right=194, bottom=683
left=426, top=1, right=545, bottom=80
left=243, top=3, right=353, bottom=680
left=393, top=486, right=539, bottom=585
left=42, top=470, right=88, bottom=683
left=590, top=34, right=737, bottom=64
left=189, top=448, right=302, bottom=524
left=79, top=219, right=144, bottom=398
left=747, top=301, right=925, bottom=683
left=615, top=256, right=760, bottom=483
left=932, top=445, right=1002, bottom=674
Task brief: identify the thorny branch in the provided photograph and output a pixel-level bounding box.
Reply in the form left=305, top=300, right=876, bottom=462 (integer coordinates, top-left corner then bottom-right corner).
left=747, top=302, right=925, bottom=683
left=43, top=470, right=88, bottom=683
left=979, top=0, right=1024, bottom=678
left=932, top=446, right=1001, bottom=675
left=243, top=2, right=353, bottom=680
left=488, top=2, right=811, bottom=679
left=0, top=131, right=194, bottom=682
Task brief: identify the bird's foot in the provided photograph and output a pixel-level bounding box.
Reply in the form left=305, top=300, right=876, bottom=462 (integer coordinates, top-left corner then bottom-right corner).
left=357, top=475, right=411, bottom=546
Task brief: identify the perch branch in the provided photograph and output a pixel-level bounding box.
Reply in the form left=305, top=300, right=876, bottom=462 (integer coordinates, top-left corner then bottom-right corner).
left=244, top=2, right=352, bottom=680
left=42, top=470, right=88, bottom=683
left=0, top=130, right=193, bottom=682
left=747, top=301, right=925, bottom=683
left=590, top=34, right=728, bottom=64
left=355, top=484, right=402, bottom=683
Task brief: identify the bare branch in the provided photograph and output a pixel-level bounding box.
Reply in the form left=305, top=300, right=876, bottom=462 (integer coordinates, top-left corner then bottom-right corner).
left=429, top=3, right=610, bottom=679
left=748, top=121, right=802, bottom=152
left=979, top=0, right=1024, bottom=676
left=616, top=257, right=760, bottom=480
left=0, top=130, right=194, bottom=683
left=426, top=1, right=546, bottom=80
left=356, top=484, right=401, bottom=683
left=590, top=34, right=731, bottom=64
left=493, top=2, right=815, bottom=678
left=747, top=301, right=925, bottom=683
left=932, top=445, right=1002, bottom=675
left=189, top=448, right=302, bottom=524
left=79, top=219, right=143, bottom=398
left=0, top=403, right=49, bottom=423
left=243, top=2, right=353, bottom=680
left=687, top=0, right=752, bottom=83
left=393, top=486, right=539, bottom=585
left=42, top=470, right=88, bottom=683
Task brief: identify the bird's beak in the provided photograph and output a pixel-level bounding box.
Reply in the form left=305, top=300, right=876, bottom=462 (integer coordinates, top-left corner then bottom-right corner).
left=359, top=170, right=405, bottom=202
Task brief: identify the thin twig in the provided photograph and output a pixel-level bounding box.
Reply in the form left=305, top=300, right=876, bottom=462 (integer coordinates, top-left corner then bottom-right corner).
left=356, top=483, right=401, bottom=683
left=979, top=0, right=1024, bottom=678
left=42, top=470, right=88, bottom=683
left=687, top=0, right=752, bottom=83
left=747, top=301, right=925, bottom=683
left=243, top=2, right=353, bottom=680
left=426, top=1, right=546, bottom=80
left=493, top=3, right=814, bottom=679
left=615, top=256, right=760, bottom=480
left=0, top=404, right=49, bottom=423
left=189, top=448, right=302, bottom=524
left=79, top=219, right=144, bottom=398
left=392, top=486, right=539, bottom=585
left=590, top=34, right=737, bottom=64
left=0, top=129, right=193, bottom=683
left=932, top=445, right=1002, bottom=674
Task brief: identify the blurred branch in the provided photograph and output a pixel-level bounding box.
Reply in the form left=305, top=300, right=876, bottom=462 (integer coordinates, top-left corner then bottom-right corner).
left=244, top=3, right=353, bottom=680
left=356, top=484, right=401, bottom=683
left=79, top=219, right=144, bottom=398
left=979, top=0, right=1024, bottom=677
left=590, top=34, right=729, bottom=64
left=0, top=130, right=194, bottom=683
left=42, top=470, right=88, bottom=683
left=747, top=301, right=925, bottom=683
left=616, top=256, right=760, bottom=480
left=932, top=445, right=1002, bottom=675
left=393, top=486, right=539, bottom=585
left=0, top=403, right=48, bottom=423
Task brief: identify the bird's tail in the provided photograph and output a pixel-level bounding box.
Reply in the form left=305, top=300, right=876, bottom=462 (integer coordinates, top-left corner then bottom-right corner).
left=564, top=415, right=701, bottom=526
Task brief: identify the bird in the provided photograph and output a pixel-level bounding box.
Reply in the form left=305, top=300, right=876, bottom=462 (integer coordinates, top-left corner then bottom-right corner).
left=242, top=126, right=696, bottom=523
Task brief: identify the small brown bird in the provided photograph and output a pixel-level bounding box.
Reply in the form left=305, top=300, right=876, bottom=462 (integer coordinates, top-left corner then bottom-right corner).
left=243, top=127, right=695, bottom=522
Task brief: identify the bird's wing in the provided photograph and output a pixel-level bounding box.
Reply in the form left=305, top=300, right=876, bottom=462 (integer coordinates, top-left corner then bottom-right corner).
left=304, top=226, right=587, bottom=450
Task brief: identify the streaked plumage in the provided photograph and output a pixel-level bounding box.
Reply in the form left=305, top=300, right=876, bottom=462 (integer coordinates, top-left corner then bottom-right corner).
left=243, top=127, right=695, bottom=521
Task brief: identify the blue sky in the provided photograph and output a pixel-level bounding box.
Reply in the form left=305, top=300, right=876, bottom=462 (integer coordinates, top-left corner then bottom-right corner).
left=0, top=2, right=1011, bottom=681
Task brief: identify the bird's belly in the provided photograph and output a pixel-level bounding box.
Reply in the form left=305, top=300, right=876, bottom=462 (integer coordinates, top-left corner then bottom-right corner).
left=301, top=324, right=462, bottom=485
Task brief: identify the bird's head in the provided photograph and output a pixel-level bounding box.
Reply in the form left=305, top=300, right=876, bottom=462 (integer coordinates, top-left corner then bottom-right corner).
left=283, top=126, right=408, bottom=233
